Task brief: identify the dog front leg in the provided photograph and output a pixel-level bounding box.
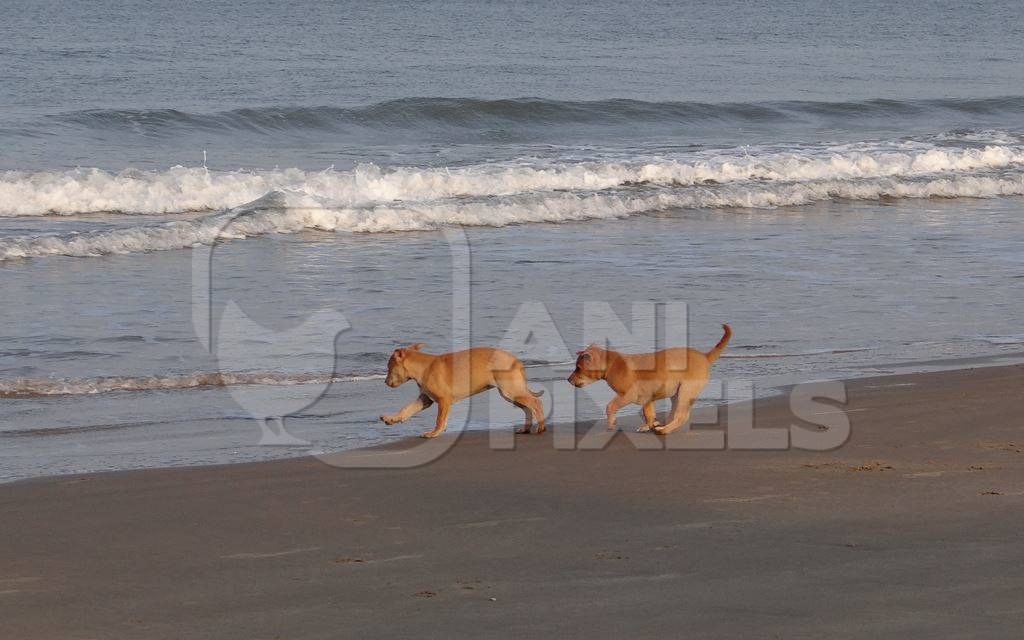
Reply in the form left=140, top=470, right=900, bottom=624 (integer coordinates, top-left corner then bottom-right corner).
left=421, top=400, right=451, bottom=439
left=380, top=394, right=434, bottom=425
left=605, top=395, right=628, bottom=431
left=639, top=401, right=660, bottom=432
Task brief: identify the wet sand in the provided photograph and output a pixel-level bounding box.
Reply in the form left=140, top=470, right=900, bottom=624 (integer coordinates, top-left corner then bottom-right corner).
left=2, top=364, right=1023, bottom=639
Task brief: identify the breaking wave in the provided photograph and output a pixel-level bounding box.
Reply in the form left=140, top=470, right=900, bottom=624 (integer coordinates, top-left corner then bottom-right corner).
left=3, top=143, right=1024, bottom=218
left=2, top=171, right=1023, bottom=260
left=0, top=370, right=385, bottom=398
left=3, top=133, right=1024, bottom=260
left=2, top=170, right=1023, bottom=260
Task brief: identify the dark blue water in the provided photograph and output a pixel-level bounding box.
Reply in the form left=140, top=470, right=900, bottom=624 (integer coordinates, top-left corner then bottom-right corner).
left=2, top=0, right=1023, bottom=169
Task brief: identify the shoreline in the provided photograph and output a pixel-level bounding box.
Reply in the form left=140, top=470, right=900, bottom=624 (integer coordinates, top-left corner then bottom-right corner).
left=5, top=352, right=1024, bottom=487
left=3, top=363, right=1023, bottom=638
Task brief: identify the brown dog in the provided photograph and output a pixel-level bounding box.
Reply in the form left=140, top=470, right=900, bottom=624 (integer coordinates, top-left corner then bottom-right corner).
left=380, top=344, right=546, bottom=438
left=567, top=324, right=731, bottom=435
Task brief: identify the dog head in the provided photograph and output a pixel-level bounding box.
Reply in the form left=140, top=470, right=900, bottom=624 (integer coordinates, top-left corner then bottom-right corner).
left=385, top=343, right=425, bottom=387
left=568, top=345, right=608, bottom=387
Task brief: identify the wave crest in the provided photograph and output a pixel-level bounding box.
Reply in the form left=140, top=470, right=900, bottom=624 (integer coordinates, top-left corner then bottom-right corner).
left=3, top=143, right=1023, bottom=217
left=3, top=171, right=1023, bottom=260
left=46, top=96, right=1024, bottom=135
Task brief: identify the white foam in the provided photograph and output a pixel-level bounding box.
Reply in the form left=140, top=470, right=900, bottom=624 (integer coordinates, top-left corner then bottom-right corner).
left=2, top=172, right=1023, bottom=260
left=0, top=370, right=385, bottom=397
left=3, top=143, right=1023, bottom=217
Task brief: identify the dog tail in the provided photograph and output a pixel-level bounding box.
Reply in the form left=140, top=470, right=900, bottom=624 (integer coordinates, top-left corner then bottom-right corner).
left=705, top=324, right=732, bottom=363
left=530, top=387, right=545, bottom=397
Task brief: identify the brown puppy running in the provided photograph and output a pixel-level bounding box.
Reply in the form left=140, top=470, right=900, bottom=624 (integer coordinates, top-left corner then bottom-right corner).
left=567, top=324, right=732, bottom=435
left=380, top=344, right=546, bottom=439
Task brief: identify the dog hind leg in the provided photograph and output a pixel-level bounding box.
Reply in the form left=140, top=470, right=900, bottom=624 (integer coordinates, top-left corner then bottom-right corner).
left=498, top=385, right=545, bottom=435
left=496, top=372, right=547, bottom=435
left=522, top=393, right=546, bottom=434
left=653, top=385, right=699, bottom=435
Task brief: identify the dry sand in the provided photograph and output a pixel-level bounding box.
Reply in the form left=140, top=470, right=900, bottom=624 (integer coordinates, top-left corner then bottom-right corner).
left=2, top=364, right=1023, bottom=639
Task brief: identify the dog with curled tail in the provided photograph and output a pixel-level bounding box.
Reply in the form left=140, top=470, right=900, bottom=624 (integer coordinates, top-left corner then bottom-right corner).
left=380, top=344, right=546, bottom=439
left=568, top=324, right=731, bottom=435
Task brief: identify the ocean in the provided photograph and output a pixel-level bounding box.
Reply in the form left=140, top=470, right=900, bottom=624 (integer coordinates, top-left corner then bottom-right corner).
left=2, top=0, right=1023, bottom=481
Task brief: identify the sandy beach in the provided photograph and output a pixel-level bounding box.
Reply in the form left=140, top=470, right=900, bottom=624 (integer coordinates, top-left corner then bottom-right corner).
left=3, top=363, right=1023, bottom=639
left=4, top=2, right=1024, bottom=637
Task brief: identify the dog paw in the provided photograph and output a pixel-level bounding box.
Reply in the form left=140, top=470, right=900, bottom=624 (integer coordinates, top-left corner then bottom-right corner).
left=652, top=425, right=671, bottom=436
left=420, top=431, right=440, bottom=439
left=380, top=415, right=397, bottom=425
left=515, top=427, right=531, bottom=434
left=639, top=420, right=662, bottom=432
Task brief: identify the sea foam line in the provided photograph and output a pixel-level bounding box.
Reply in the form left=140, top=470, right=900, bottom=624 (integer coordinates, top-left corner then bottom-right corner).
left=2, top=143, right=1023, bottom=217
left=2, top=172, right=1024, bottom=260
left=0, top=370, right=385, bottom=398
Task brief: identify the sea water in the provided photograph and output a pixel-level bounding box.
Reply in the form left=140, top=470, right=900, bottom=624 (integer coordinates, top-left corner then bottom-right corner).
left=2, top=0, right=1023, bottom=480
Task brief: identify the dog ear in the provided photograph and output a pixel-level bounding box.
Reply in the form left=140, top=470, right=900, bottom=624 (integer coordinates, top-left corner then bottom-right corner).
left=393, top=349, right=405, bottom=361
left=408, top=343, right=425, bottom=351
